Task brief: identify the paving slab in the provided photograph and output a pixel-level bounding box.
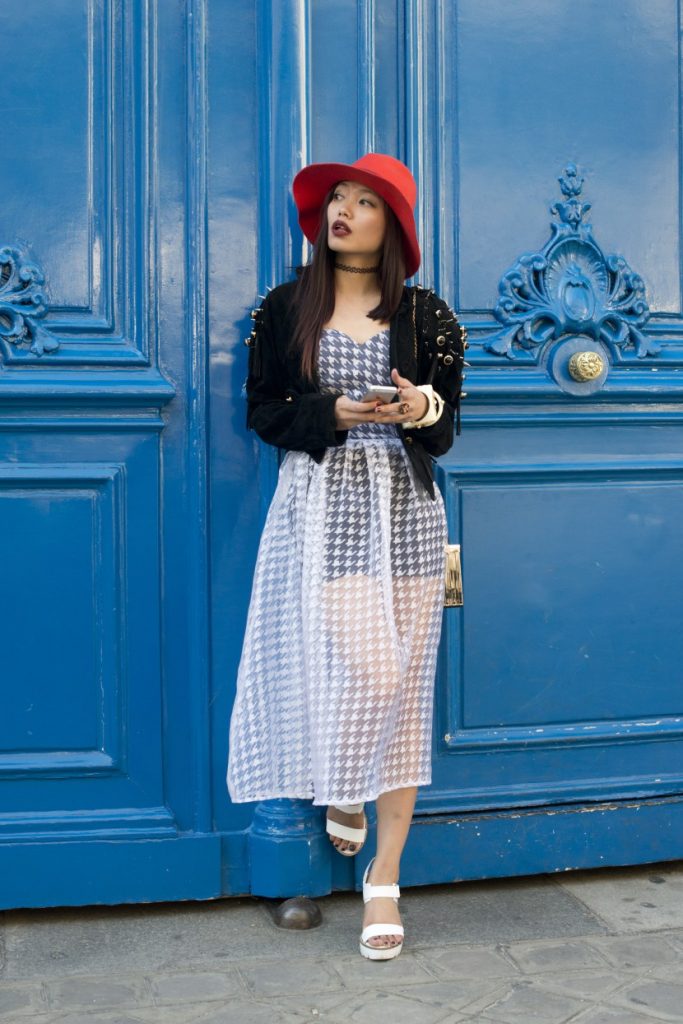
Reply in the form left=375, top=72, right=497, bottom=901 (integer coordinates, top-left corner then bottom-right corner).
left=463, top=978, right=591, bottom=1022
left=149, top=970, right=243, bottom=1005
left=0, top=981, right=46, bottom=1017
left=0, top=1008, right=219, bottom=1024
left=642, top=961, right=683, bottom=986
left=299, top=989, right=452, bottom=1024
left=585, top=932, right=682, bottom=970
left=46, top=975, right=149, bottom=1012
left=608, top=977, right=683, bottom=1022
left=413, top=945, right=519, bottom=981
left=391, top=978, right=511, bottom=1014
left=244, top=985, right=418, bottom=1023
left=556, top=860, right=683, bottom=933
left=0, top=1005, right=307, bottom=1024
left=567, top=1010, right=668, bottom=1024
left=189, top=1005, right=311, bottom=1024
left=0, top=898, right=270, bottom=980
left=237, top=958, right=345, bottom=999
left=395, top=875, right=608, bottom=948
left=503, top=938, right=610, bottom=974
left=529, top=969, right=635, bottom=1001
left=328, top=949, right=437, bottom=988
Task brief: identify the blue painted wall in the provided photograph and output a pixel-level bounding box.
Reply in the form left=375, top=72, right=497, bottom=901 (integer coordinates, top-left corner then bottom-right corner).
left=1, top=0, right=682, bottom=908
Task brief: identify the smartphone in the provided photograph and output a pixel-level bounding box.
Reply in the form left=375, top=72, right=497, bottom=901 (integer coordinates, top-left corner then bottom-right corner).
left=360, top=386, right=398, bottom=404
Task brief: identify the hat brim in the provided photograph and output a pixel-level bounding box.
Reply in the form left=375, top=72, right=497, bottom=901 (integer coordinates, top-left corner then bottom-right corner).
left=292, top=161, right=421, bottom=279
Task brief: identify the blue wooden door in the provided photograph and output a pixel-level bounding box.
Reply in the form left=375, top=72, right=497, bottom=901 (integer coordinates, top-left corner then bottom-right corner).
left=211, top=0, right=683, bottom=897
left=2, top=0, right=682, bottom=909
left=421, top=0, right=683, bottom=881
left=0, top=1, right=220, bottom=908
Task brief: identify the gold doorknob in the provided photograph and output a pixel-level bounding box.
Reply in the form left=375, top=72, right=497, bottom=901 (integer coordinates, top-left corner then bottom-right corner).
left=567, top=350, right=605, bottom=381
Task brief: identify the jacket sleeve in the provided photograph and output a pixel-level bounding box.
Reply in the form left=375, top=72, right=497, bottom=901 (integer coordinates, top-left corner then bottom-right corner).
left=402, top=289, right=466, bottom=457
left=244, top=290, right=350, bottom=452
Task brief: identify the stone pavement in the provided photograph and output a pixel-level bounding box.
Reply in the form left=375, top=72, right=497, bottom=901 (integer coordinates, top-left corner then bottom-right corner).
left=2, top=859, right=683, bottom=1023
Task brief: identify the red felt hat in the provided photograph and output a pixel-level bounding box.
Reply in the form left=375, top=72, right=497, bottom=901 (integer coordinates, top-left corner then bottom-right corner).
left=292, top=153, right=421, bottom=279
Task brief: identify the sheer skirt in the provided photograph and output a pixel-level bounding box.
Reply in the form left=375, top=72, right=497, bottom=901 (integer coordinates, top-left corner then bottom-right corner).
left=227, top=436, right=447, bottom=806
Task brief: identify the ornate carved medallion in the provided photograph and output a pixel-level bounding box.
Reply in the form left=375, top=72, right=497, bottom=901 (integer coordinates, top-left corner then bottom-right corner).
left=482, top=164, right=658, bottom=363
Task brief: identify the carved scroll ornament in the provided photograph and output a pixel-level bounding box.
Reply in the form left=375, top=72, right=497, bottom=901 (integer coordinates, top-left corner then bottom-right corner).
left=0, top=246, right=58, bottom=356
left=482, top=164, right=658, bottom=361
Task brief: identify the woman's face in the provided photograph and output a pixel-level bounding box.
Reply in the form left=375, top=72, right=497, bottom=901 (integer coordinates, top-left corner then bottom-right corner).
left=326, top=180, right=387, bottom=262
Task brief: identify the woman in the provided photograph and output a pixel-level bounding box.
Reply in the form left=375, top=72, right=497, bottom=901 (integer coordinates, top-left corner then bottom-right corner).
left=227, top=153, right=466, bottom=960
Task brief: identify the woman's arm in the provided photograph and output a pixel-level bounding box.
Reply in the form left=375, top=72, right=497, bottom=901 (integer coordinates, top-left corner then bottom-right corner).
left=244, top=288, right=350, bottom=452
left=402, top=289, right=466, bottom=457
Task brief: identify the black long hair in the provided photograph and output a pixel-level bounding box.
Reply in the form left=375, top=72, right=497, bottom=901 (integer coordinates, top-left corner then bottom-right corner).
left=290, top=185, right=407, bottom=381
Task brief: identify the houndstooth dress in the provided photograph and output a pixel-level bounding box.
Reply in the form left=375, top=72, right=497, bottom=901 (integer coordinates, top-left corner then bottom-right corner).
left=226, top=326, right=448, bottom=806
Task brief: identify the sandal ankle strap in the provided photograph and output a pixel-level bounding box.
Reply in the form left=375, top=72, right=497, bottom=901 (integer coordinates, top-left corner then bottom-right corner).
left=362, top=857, right=400, bottom=903
left=363, top=880, right=400, bottom=902
left=362, top=880, right=401, bottom=905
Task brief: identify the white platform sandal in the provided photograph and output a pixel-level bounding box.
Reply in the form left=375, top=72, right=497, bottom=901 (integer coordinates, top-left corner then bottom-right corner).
left=359, top=856, right=404, bottom=960
left=326, top=802, right=368, bottom=857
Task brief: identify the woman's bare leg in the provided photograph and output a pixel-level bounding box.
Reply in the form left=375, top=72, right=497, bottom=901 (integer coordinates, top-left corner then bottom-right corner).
left=357, top=578, right=439, bottom=945
left=321, top=574, right=402, bottom=854
left=362, top=784, right=417, bottom=948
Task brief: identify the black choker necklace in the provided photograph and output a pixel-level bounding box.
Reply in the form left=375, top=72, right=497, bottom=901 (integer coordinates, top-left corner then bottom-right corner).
left=335, top=262, right=381, bottom=274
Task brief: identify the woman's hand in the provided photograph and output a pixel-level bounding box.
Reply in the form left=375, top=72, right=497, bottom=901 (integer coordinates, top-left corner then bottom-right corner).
left=334, top=369, right=429, bottom=429
left=371, top=368, right=429, bottom=424
left=334, top=394, right=385, bottom=430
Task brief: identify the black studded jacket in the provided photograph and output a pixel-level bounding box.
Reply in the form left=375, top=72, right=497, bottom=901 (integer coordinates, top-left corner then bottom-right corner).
left=243, top=278, right=467, bottom=500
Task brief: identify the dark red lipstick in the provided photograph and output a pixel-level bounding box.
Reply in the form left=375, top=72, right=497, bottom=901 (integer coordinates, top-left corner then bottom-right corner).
left=331, top=219, right=351, bottom=236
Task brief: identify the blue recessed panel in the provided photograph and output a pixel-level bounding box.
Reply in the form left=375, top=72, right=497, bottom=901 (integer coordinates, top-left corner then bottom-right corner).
left=310, top=0, right=360, bottom=161
left=0, top=0, right=156, bottom=365
left=0, top=2, right=91, bottom=309
left=461, top=474, right=683, bottom=727
left=0, top=430, right=166, bottom=824
left=453, top=0, right=680, bottom=313
left=0, top=479, right=103, bottom=751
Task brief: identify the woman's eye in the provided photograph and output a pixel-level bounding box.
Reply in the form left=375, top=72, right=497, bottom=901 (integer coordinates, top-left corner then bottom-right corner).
left=360, top=198, right=375, bottom=206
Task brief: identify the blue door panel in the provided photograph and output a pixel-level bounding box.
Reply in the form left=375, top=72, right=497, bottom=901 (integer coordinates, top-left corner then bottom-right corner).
left=430, top=415, right=683, bottom=812
left=2, top=485, right=102, bottom=751
left=0, top=431, right=165, bottom=815
left=452, top=0, right=680, bottom=313
left=461, top=479, right=683, bottom=725
left=1, top=4, right=92, bottom=308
